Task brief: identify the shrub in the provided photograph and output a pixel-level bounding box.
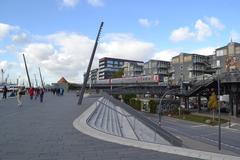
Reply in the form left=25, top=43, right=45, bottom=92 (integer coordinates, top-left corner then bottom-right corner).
left=122, top=94, right=136, bottom=104
left=129, top=98, right=141, bottom=111
left=149, top=100, right=157, bottom=113
left=135, top=99, right=141, bottom=111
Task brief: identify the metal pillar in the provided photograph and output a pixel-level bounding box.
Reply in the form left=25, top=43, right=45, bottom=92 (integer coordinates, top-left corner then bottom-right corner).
left=22, top=54, right=31, bottom=87
left=78, top=22, right=104, bottom=105
left=197, top=95, right=201, bottom=112
left=34, top=74, right=38, bottom=87
left=217, top=70, right=221, bottom=150
left=39, top=67, right=44, bottom=88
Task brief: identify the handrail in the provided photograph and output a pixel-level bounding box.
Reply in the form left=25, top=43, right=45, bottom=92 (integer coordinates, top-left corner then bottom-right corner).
left=106, top=100, right=140, bottom=141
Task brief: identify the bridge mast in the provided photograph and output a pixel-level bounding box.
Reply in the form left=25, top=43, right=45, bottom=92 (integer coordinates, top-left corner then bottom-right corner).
left=22, top=54, right=32, bottom=87
left=78, top=22, right=104, bottom=105
left=39, top=67, right=44, bottom=88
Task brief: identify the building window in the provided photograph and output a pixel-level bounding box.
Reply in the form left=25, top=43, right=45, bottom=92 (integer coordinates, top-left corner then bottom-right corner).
left=107, top=60, right=113, bottom=64
left=107, top=64, right=113, bottom=67
left=216, top=50, right=224, bottom=56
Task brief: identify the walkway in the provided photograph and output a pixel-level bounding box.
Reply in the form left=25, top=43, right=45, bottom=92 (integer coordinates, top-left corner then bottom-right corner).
left=0, top=92, right=199, bottom=160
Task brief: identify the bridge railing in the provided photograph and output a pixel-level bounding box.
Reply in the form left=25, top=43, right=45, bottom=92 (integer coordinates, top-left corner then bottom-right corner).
left=101, top=92, right=183, bottom=147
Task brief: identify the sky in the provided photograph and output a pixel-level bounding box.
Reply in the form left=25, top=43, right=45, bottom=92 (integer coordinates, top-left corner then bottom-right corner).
left=0, top=0, right=240, bottom=85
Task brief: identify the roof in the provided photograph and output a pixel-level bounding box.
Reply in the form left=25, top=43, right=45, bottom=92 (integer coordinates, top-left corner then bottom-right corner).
left=57, top=77, right=68, bottom=84
left=215, top=42, right=240, bottom=51
left=99, top=57, right=143, bottom=63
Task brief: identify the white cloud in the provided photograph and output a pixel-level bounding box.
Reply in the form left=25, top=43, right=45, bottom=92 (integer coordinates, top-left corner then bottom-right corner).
left=24, top=43, right=55, bottom=61
left=0, top=23, right=14, bottom=40
left=11, top=33, right=30, bottom=44
left=18, top=32, right=156, bottom=83
left=153, top=49, right=179, bottom=61
left=206, top=17, right=224, bottom=30
left=21, top=33, right=96, bottom=83
left=62, top=0, right=79, bottom=7
left=229, top=30, right=240, bottom=42
left=87, top=0, right=104, bottom=7
left=138, top=18, right=159, bottom=28
left=195, top=19, right=212, bottom=40
left=170, top=27, right=194, bottom=42
left=0, top=49, right=6, bottom=54
left=170, top=18, right=218, bottom=42
left=138, top=18, right=151, bottom=28
left=192, top=47, right=215, bottom=56
left=0, top=61, right=8, bottom=70
left=99, top=33, right=154, bottom=61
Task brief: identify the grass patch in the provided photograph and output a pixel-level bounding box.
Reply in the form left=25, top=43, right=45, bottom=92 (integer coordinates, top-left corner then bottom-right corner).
left=173, top=114, right=228, bottom=126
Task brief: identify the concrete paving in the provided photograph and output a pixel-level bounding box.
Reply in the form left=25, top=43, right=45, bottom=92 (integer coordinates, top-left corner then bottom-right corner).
left=0, top=92, right=200, bottom=160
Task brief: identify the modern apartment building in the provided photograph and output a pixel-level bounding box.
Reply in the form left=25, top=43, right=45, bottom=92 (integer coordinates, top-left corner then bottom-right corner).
left=144, top=60, right=170, bottom=82
left=171, top=53, right=211, bottom=83
left=211, top=41, right=240, bottom=74
left=98, top=57, right=143, bottom=79
left=89, top=68, right=99, bottom=81
left=123, top=61, right=144, bottom=77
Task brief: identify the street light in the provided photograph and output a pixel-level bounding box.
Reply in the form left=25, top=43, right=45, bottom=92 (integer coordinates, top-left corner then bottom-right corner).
left=158, top=87, right=179, bottom=125
left=216, top=60, right=221, bottom=150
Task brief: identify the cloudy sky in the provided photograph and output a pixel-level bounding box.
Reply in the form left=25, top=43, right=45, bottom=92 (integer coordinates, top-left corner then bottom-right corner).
left=0, top=0, right=239, bottom=84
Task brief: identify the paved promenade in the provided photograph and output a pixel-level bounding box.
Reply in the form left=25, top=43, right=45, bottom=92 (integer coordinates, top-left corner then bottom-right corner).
left=0, top=92, right=199, bottom=160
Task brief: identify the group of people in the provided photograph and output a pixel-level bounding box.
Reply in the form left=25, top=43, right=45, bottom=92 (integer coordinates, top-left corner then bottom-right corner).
left=17, top=87, right=45, bottom=107
left=51, top=88, right=64, bottom=96
left=1, top=85, right=45, bottom=107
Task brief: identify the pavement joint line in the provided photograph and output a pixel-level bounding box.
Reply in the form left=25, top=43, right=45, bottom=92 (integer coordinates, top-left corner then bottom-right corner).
left=73, top=100, right=240, bottom=160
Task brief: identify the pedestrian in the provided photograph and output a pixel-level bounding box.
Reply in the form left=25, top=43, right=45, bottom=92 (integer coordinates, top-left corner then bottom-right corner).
left=39, top=88, right=44, bottom=103
left=28, top=87, right=34, bottom=100
left=17, top=87, right=23, bottom=106
left=34, top=88, right=40, bottom=100
left=61, top=88, right=64, bottom=96
left=2, top=85, right=7, bottom=99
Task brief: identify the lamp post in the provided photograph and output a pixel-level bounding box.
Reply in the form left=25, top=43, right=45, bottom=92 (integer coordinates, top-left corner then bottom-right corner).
left=216, top=60, right=221, bottom=150
left=158, top=88, right=179, bottom=125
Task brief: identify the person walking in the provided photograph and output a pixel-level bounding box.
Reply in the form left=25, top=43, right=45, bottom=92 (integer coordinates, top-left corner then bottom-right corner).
left=39, top=88, right=44, bottom=103
left=2, top=85, right=7, bottom=99
left=28, top=87, right=34, bottom=100
left=34, top=88, right=40, bottom=100
left=17, top=87, right=23, bottom=106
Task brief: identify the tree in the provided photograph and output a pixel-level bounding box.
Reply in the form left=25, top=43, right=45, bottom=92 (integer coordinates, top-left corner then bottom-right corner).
left=208, top=91, right=218, bottom=121
left=111, top=68, right=124, bottom=78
